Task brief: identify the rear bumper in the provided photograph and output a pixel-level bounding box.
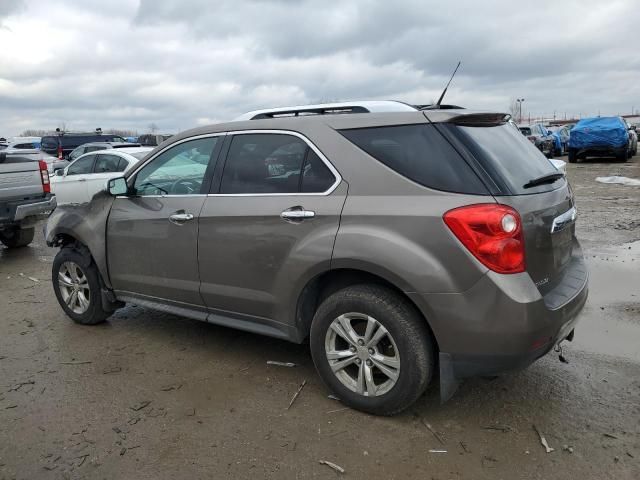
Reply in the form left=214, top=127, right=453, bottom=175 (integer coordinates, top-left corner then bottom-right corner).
left=408, top=247, right=588, bottom=397
left=569, top=145, right=627, bottom=156
left=1, top=195, right=57, bottom=229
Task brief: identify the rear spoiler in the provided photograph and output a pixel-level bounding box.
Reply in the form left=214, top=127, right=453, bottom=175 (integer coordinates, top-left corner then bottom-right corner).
left=448, top=113, right=510, bottom=127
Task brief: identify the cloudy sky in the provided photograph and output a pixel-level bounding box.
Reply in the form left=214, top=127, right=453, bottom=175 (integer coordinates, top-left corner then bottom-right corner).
left=1, top=0, right=638, bottom=136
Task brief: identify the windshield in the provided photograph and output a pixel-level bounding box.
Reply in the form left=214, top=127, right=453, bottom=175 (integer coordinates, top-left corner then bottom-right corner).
left=447, top=123, right=564, bottom=195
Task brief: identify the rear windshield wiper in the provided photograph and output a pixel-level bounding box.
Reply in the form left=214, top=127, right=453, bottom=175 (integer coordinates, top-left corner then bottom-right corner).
left=523, top=172, right=564, bottom=189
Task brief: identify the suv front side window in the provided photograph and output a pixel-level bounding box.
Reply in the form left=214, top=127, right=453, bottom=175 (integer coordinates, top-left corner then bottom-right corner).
left=133, top=137, right=218, bottom=196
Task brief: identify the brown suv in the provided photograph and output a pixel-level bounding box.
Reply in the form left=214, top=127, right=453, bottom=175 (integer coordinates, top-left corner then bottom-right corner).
left=46, top=101, right=588, bottom=415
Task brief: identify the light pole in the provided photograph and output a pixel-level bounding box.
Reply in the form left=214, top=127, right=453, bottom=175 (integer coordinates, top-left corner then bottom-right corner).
left=516, top=98, right=525, bottom=123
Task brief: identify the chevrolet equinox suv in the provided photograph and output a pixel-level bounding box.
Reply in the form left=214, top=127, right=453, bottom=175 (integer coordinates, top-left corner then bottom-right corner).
left=46, top=101, right=588, bottom=415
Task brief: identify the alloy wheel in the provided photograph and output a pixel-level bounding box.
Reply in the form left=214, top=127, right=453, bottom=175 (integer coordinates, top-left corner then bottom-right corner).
left=58, top=261, right=91, bottom=314
left=324, top=312, right=400, bottom=397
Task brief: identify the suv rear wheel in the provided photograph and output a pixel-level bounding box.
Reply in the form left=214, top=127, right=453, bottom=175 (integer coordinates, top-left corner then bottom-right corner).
left=0, top=227, right=35, bottom=248
left=52, top=247, right=111, bottom=325
left=310, top=284, right=434, bottom=415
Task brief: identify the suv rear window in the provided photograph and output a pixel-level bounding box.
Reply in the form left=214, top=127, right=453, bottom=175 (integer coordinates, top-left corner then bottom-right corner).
left=339, top=124, right=488, bottom=195
left=446, top=123, right=564, bottom=195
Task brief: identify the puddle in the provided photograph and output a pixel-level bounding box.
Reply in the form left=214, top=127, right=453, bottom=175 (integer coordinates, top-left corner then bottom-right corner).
left=571, top=241, right=640, bottom=362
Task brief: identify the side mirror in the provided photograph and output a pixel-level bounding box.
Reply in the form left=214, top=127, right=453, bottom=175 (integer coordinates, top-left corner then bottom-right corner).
left=107, top=176, right=128, bottom=196
left=547, top=130, right=553, bottom=135
left=630, top=125, right=637, bottom=131
left=55, top=169, right=65, bottom=177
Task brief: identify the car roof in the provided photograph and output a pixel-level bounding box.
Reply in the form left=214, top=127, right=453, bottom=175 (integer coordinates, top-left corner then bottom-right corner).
left=94, top=146, right=153, bottom=156
left=162, top=109, right=508, bottom=147
left=80, top=142, right=139, bottom=147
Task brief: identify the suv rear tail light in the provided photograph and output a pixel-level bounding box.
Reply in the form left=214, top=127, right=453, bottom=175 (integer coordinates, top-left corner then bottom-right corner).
left=443, top=204, right=525, bottom=274
left=38, top=160, right=50, bottom=193
left=57, top=144, right=63, bottom=159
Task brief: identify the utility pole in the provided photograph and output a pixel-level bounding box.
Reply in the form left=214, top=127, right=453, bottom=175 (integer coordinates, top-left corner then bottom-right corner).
left=516, top=98, right=525, bottom=123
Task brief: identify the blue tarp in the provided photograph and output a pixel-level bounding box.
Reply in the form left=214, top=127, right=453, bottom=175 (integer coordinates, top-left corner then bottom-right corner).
left=568, top=117, right=628, bottom=149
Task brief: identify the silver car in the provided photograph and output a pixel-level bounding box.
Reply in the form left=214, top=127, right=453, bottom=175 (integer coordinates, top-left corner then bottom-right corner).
left=45, top=101, right=588, bottom=415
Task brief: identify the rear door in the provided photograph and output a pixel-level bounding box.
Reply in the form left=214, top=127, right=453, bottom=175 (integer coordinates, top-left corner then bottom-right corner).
left=107, top=135, right=223, bottom=306
left=51, top=154, right=95, bottom=204
left=198, top=131, right=345, bottom=326
left=85, top=153, right=127, bottom=201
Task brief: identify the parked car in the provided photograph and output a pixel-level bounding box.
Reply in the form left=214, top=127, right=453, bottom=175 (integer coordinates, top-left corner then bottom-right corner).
left=41, top=131, right=127, bottom=160
left=568, top=116, right=634, bottom=163
left=518, top=123, right=555, bottom=157
left=0, top=139, right=40, bottom=150
left=2, top=149, right=68, bottom=174
left=623, top=119, right=638, bottom=156
left=0, top=151, right=56, bottom=248
left=45, top=101, right=587, bottom=415
left=51, top=147, right=152, bottom=205
left=550, top=124, right=574, bottom=156
left=137, top=133, right=173, bottom=147
left=68, top=141, right=143, bottom=162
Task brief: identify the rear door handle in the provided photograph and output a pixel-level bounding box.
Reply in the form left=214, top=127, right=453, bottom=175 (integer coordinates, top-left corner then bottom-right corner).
left=281, top=207, right=315, bottom=222
left=169, top=212, right=194, bottom=225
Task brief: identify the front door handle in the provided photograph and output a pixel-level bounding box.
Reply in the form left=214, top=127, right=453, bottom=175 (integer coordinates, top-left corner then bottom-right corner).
left=169, top=212, right=194, bottom=225
left=281, top=207, right=315, bottom=222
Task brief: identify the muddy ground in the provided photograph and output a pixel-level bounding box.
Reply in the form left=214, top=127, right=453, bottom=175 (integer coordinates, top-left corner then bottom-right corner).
left=1, top=154, right=639, bottom=480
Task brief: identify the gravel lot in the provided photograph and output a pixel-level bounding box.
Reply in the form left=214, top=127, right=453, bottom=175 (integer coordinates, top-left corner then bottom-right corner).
left=1, top=154, right=639, bottom=479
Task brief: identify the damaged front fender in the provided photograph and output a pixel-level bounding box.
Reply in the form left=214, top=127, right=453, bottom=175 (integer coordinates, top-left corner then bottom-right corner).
left=45, top=191, right=115, bottom=288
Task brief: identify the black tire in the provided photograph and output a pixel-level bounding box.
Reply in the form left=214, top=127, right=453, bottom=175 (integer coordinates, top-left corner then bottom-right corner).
left=568, top=149, right=578, bottom=163
left=310, top=284, right=434, bottom=416
left=52, top=246, right=110, bottom=325
left=0, top=227, right=35, bottom=248
left=616, top=147, right=628, bottom=162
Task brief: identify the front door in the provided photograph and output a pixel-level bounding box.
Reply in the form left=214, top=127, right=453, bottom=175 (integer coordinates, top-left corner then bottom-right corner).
left=107, top=135, right=222, bottom=306
left=198, top=132, right=345, bottom=325
left=52, top=154, right=95, bottom=204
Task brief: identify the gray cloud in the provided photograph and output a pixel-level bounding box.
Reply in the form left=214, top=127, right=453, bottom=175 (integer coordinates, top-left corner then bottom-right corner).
left=0, top=0, right=638, bottom=136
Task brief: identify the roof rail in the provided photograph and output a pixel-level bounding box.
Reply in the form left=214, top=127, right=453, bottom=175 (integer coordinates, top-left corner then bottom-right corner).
left=234, top=100, right=417, bottom=121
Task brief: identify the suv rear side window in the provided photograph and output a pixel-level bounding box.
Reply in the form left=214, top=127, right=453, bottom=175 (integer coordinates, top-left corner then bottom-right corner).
left=447, top=123, right=564, bottom=195
left=220, top=133, right=336, bottom=194
left=340, top=124, right=488, bottom=194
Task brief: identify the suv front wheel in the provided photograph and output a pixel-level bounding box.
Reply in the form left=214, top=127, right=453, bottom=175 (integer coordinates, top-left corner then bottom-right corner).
left=52, top=247, right=111, bottom=325
left=310, top=284, right=434, bottom=415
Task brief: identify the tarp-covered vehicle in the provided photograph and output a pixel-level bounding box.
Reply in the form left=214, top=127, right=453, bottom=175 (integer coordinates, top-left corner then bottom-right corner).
left=568, top=117, right=632, bottom=163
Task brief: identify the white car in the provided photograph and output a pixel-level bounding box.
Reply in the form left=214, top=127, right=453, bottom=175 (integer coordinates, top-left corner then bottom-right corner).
left=51, top=147, right=152, bottom=204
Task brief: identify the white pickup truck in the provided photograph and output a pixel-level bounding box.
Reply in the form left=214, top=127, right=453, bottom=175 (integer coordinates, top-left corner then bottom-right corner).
left=0, top=151, right=56, bottom=248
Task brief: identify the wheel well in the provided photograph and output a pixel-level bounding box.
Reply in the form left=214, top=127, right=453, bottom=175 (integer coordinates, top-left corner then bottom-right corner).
left=52, top=233, right=79, bottom=248
left=296, top=268, right=439, bottom=351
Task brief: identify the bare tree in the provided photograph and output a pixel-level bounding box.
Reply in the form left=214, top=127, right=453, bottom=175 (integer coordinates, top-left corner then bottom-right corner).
left=148, top=123, right=159, bottom=133
left=20, top=129, right=49, bottom=137
left=105, top=128, right=138, bottom=137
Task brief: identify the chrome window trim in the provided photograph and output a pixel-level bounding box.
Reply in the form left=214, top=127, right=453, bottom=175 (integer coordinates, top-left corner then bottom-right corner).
left=209, top=129, right=342, bottom=197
